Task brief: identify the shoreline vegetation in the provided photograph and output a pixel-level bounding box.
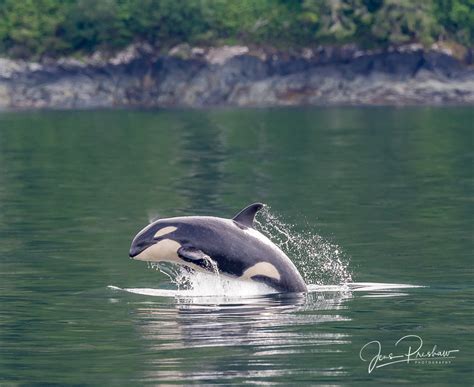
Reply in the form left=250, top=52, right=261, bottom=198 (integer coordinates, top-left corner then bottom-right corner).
left=1, top=0, right=472, bottom=60
left=0, top=0, right=473, bottom=109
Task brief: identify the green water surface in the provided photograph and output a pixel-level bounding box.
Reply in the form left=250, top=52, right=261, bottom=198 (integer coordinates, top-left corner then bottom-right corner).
left=0, top=107, right=472, bottom=385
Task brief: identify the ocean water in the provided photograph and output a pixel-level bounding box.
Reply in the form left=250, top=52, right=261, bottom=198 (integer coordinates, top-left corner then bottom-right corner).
left=0, top=107, right=472, bottom=384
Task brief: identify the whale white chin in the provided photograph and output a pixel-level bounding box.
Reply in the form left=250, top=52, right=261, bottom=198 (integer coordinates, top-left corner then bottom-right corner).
left=132, top=239, right=182, bottom=263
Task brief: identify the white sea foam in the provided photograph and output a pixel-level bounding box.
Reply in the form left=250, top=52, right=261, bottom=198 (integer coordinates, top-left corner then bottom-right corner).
left=108, top=281, right=422, bottom=300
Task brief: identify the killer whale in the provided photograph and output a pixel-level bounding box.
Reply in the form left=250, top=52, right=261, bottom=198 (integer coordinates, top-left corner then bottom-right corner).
left=129, top=203, right=307, bottom=293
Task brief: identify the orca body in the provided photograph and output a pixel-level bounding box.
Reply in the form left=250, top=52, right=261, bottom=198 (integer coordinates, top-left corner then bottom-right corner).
left=129, top=203, right=307, bottom=293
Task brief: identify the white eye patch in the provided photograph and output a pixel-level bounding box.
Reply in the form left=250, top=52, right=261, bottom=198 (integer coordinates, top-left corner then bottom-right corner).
left=154, top=226, right=177, bottom=238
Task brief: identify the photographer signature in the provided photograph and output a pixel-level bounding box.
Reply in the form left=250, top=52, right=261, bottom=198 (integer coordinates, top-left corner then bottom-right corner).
left=359, top=335, right=459, bottom=374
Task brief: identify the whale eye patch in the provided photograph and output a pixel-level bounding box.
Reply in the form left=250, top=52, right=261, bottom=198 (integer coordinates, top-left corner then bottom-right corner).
left=154, top=226, right=177, bottom=239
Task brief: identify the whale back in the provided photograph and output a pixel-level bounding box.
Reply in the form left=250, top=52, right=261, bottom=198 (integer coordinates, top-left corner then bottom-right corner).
left=167, top=216, right=307, bottom=292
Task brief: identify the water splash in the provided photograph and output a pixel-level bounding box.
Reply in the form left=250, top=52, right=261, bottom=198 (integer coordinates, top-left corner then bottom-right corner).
left=144, top=264, right=276, bottom=298
left=255, top=206, right=352, bottom=285
left=149, top=258, right=222, bottom=291
left=147, top=210, right=162, bottom=224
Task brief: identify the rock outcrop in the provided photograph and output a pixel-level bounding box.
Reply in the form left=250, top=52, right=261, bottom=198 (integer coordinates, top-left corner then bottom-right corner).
left=0, top=44, right=473, bottom=109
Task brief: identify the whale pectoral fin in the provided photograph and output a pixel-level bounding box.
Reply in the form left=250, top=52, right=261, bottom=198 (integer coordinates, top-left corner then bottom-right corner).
left=177, top=246, right=218, bottom=273
left=177, top=246, right=208, bottom=262
left=232, top=203, right=264, bottom=228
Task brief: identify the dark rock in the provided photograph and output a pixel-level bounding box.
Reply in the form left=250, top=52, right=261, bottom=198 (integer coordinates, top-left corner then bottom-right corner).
left=0, top=45, right=473, bottom=110
left=421, top=51, right=464, bottom=78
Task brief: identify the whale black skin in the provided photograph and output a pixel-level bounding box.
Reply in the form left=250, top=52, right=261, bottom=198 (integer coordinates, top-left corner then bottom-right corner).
left=129, top=203, right=307, bottom=293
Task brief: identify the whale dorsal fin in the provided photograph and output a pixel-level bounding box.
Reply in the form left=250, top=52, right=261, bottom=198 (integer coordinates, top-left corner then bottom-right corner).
left=232, top=203, right=264, bottom=228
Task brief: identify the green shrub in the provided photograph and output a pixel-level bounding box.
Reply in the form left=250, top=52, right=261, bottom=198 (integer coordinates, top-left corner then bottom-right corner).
left=0, top=0, right=472, bottom=59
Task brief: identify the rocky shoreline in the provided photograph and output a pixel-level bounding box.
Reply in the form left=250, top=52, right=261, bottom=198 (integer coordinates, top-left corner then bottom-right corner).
left=0, top=44, right=473, bottom=110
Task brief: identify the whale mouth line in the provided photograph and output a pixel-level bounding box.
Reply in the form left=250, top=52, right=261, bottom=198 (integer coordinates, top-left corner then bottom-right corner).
left=129, top=242, right=155, bottom=259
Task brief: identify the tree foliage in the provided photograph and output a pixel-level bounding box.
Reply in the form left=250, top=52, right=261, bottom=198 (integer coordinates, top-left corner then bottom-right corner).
left=0, top=0, right=472, bottom=59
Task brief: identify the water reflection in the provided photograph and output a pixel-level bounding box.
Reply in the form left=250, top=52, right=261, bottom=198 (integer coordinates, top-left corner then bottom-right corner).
left=128, top=291, right=352, bottom=383
left=174, top=115, right=228, bottom=212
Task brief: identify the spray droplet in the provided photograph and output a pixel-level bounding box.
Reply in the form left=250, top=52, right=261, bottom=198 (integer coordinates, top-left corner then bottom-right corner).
left=255, top=206, right=352, bottom=285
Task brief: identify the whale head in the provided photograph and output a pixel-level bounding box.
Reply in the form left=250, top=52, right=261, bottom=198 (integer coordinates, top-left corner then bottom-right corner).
left=129, top=220, right=181, bottom=263
left=129, top=203, right=264, bottom=263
